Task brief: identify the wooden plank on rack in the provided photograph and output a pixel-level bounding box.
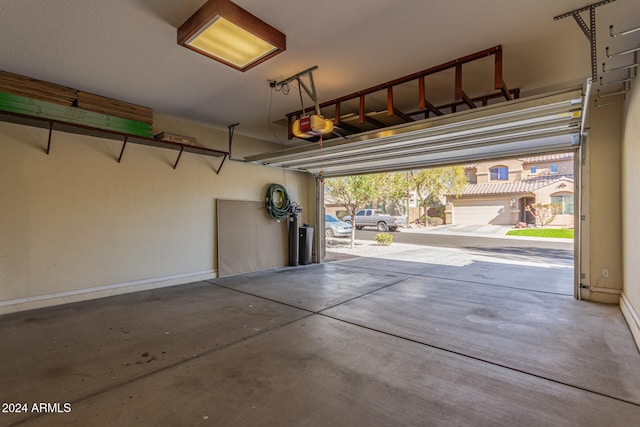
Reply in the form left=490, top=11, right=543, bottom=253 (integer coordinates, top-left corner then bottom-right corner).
left=77, top=91, right=153, bottom=124
left=0, top=92, right=152, bottom=137
left=0, top=70, right=76, bottom=106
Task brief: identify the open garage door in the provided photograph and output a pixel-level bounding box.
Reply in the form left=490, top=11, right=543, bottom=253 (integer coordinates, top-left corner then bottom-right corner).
left=247, top=86, right=587, bottom=299
left=246, top=87, right=584, bottom=177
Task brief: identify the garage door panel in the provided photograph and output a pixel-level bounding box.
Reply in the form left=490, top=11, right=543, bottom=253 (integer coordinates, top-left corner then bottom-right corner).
left=246, top=88, right=583, bottom=177
left=453, top=199, right=511, bottom=225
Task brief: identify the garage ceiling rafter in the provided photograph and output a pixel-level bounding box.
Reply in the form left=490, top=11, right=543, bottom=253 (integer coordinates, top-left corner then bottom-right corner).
left=246, top=87, right=584, bottom=177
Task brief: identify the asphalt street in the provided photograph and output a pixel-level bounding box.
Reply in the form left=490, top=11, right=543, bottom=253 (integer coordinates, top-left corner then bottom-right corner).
left=354, top=229, right=574, bottom=261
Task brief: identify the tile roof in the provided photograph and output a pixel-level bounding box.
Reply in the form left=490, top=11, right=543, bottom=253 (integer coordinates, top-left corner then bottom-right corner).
left=463, top=152, right=574, bottom=169
left=452, top=174, right=574, bottom=196
left=519, top=152, right=574, bottom=163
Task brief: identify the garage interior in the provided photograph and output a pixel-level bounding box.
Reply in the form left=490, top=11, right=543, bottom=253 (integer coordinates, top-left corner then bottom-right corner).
left=1, top=0, right=640, bottom=425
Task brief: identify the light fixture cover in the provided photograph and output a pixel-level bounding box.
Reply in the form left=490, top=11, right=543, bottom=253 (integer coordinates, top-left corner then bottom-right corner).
left=178, top=0, right=286, bottom=72
left=292, top=115, right=334, bottom=139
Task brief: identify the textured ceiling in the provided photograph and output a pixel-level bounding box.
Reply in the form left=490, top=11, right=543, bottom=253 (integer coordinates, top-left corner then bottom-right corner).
left=0, top=0, right=638, bottom=146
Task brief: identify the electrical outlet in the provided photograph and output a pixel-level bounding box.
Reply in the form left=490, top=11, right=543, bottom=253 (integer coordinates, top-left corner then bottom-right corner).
left=601, top=269, right=609, bottom=278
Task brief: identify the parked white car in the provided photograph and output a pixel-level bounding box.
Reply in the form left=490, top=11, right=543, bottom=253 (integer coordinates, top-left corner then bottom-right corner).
left=325, top=214, right=352, bottom=237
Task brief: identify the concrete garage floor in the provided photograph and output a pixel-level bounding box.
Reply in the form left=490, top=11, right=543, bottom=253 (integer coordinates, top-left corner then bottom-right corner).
left=1, top=258, right=639, bottom=426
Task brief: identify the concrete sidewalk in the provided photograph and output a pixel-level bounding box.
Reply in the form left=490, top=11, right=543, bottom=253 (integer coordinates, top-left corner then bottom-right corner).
left=406, top=224, right=511, bottom=236
left=401, top=224, right=572, bottom=243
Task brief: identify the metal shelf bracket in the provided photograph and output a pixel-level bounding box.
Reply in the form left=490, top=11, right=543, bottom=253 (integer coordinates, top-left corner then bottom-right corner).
left=215, top=154, right=228, bottom=175
left=46, top=122, right=53, bottom=155
left=173, top=146, right=184, bottom=169
left=118, top=136, right=128, bottom=163
left=0, top=110, right=229, bottom=173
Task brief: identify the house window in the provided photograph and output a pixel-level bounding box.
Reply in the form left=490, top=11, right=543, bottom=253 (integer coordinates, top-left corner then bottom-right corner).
left=551, top=163, right=558, bottom=173
left=490, top=166, right=509, bottom=181
left=551, top=194, right=574, bottom=215
left=530, top=166, right=537, bottom=174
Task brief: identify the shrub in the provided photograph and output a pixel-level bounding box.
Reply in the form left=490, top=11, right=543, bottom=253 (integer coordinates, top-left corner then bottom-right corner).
left=427, top=216, right=444, bottom=226
left=525, top=203, right=562, bottom=228
left=375, top=233, right=393, bottom=246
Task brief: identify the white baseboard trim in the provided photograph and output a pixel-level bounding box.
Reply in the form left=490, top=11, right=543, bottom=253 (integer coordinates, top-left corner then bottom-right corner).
left=588, top=286, right=622, bottom=295
left=620, top=292, right=640, bottom=352
left=0, top=269, right=217, bottom=315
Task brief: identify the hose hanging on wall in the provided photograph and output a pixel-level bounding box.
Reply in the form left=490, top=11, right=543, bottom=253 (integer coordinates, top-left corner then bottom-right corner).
left=266, top=183, right=291, bottom=222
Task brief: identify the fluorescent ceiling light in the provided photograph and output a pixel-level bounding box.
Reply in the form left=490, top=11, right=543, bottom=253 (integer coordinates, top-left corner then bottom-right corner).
left=178, top=0, right=286, bottom=72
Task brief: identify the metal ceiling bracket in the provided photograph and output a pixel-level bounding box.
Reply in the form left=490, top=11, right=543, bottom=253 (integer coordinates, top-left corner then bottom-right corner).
left=228, top=123, right=239, bottom=160
left=602, top=61, right=637, bottom=73
left=610, top=24, right=640, bottom=37
left=596, top=81, right=630, bottom=97
left=606, top=45, right=640, bottom=57
left=274, top=66, right=322, bottom=117
left=571, top=10, right=592, bottom=41
left=600, top=68, right=635, bottom=86
left=595, top=97, right=624, bottom=107
left=554, top=0, right=617, bottom=81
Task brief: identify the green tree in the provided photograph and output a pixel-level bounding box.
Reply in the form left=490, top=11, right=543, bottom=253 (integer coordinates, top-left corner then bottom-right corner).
left=410, top=166, right=467, bottom=224
left=378, top=172, right=409, bottom=215
left=325, top=174, right=383, bottom=248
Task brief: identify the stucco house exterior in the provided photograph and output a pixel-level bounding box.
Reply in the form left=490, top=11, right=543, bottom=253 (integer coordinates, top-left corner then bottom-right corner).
left=445, top=153, right=574, bottom=227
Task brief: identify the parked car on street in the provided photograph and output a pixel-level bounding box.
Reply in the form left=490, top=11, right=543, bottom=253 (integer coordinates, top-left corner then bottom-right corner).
left=342, top=209, right=406, bottom=232
left=325, top=214, right=352, bottom=237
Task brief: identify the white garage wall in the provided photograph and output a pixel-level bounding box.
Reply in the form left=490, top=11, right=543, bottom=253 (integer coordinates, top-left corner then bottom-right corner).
left=583, top=99, right=623, bottom=304
left=621, top=79, right=640, bottom=350
left=0, top=115, right=314, bottom=314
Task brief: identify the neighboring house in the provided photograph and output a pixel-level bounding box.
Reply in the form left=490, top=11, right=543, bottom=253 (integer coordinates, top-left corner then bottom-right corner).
left=445, top=153, right=574, bottom=227
left=324, top=204, right=348, bottom=220
left=324, top=193, right=406, bottom=221
left=323, top=194, right=347, bottom=219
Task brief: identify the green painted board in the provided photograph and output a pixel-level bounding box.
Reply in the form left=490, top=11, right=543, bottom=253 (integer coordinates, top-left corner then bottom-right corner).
left=0, top=92, right=152, bottom=137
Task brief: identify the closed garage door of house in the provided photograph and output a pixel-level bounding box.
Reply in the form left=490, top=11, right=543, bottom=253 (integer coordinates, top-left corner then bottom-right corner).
left=452, top=199, right=511, bottom=225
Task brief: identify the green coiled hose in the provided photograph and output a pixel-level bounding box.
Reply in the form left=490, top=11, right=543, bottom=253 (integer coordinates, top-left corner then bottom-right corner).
left=266, top=183, right=291, bottom=222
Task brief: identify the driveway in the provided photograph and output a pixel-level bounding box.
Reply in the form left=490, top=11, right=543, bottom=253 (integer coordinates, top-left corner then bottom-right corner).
left=325, top=226, right=574, bottom=295
left=407, top=224, right=514, bottom=237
